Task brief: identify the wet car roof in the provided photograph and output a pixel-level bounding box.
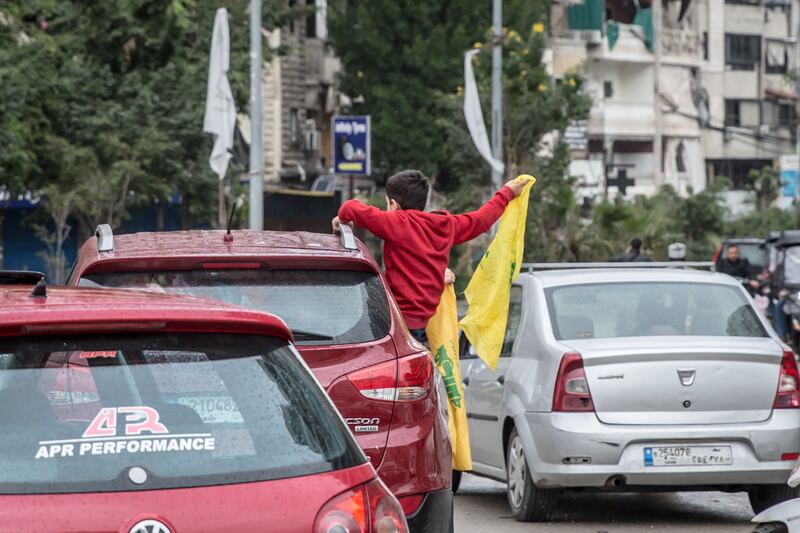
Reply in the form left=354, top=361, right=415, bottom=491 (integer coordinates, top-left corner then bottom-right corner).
left=527, top=268, right=740, bottom=288
left=0, top=285, right=292, bottom=340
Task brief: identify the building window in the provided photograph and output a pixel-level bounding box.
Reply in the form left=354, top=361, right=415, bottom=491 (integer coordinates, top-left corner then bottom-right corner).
left=725, top=0, right=760, bottom=5
left=603, top=80, right=613, bottom=98
left=702, top=32, right=709, bottom=61
left=765, top=40, right=790, bottom=74
left=762, top=100, right=795, bottom=127
left=290, top=109, right=301, bottom=147
left=725, top=99, right=761, bottom=127
left=725, top=34, right=761, bottom=70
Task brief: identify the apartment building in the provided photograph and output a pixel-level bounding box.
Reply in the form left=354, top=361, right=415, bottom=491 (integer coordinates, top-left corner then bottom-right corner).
left=550, top=0, right=798, bottom=208
left=260, top=0, right=340, bottom=185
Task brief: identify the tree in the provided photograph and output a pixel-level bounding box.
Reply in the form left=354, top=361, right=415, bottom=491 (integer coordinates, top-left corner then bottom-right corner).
left=0, top=1, right=302, bottom=279
left=329, top=0, right=492, bottom=177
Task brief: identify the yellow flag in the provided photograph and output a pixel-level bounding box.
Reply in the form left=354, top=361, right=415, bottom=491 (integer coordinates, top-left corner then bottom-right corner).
left=426, top=284, right=472, bottom=471
left=459, top=175, right=535, bottom=371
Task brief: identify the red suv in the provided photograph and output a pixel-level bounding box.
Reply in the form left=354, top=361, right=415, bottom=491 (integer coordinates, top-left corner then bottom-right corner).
left=69, top=225, right=453, bottom=532
left=0, top=284, right=406, bottom=532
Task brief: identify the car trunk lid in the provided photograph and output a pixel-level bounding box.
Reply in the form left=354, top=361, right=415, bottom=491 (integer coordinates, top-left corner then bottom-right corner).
left=299, top=338, right=397, bottom=468
left=566, top=337, right=783, bottom=425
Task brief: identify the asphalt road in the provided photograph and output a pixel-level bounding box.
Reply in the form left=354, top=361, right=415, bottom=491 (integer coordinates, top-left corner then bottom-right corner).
left=454, top=474, right=756, bottom=532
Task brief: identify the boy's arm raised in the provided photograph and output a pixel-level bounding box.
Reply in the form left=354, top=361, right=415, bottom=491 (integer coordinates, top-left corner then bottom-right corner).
left=451, top=185, right=517, bottom=244
left=337, top=200, right=396, bottom=241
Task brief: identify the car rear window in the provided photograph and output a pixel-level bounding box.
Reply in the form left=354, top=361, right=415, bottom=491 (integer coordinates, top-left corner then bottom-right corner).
left=0, top=333, right=364, bottom=494
left=80, top=270, right=392, bottom=345
left=547, top=282, right=768, bottom=340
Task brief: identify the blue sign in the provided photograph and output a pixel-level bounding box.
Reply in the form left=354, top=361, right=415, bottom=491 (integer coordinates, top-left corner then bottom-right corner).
left=781, top=155, right=799, bottom=198
left=332, top=116, right=370, bottom=175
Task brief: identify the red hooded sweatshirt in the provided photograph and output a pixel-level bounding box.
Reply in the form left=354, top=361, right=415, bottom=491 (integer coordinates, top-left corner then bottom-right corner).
left=338, top=187, right=515, bottom=330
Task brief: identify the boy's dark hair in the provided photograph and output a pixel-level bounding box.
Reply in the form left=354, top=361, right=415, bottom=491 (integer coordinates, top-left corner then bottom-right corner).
left=630, top=238, right=642, bottom=251
left=385, top=170, right=430, bottom=211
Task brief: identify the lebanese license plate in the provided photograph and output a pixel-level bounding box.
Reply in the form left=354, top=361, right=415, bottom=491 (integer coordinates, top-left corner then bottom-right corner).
left=644, top=446, right=733, bottom=467
left=177, top=395, right=243, bottom=424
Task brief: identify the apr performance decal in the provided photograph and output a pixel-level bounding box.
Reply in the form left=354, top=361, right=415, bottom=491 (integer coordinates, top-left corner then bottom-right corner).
left=35, top=405, right=215, bottom=460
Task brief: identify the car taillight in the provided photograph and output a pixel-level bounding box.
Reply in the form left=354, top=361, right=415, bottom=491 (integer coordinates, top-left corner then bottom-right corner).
left=347, top=352, right=432, bottom=402
left=552, top=352, right=595, bottom=412
left=774, top=349, right=800, bottom=409
left=315, top=479, right=408, bottom=533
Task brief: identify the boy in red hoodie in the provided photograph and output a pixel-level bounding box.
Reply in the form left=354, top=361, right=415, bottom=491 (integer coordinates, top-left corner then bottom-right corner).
left=332, top=170, right=530, bottom=341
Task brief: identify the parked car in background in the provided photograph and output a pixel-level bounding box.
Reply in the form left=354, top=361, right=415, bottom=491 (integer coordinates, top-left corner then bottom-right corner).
left=0, top=284, right=406, bottom=532
left=68, top=225, right=452, bottom=532
left=458, top=266, right=800, bottom=522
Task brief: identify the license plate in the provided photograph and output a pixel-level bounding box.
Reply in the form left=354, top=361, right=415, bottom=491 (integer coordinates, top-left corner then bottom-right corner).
left=643, top=446, right=733, bottom=467
left=177, top=395, right=243, bottom=424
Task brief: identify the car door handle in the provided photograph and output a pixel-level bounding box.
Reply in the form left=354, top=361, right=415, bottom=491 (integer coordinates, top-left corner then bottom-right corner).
left=463, top=376, right=470, bottom=386
left=496, top=375, right=505, bottom=385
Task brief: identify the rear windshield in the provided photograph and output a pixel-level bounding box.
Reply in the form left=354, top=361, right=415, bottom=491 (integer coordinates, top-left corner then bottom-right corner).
left=547, top=282, right=768, bottom=340
left=0, top=333, right=363, bottom=494
left=80, top=270, right=392, bottom=345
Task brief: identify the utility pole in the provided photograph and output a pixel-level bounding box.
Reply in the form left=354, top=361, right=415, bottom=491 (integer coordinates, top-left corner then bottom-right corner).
left=249, top=0, right=264, bottom=230
left=491, top=0, right=503, bottom=191
left=653, top=0, right=662, bottom=188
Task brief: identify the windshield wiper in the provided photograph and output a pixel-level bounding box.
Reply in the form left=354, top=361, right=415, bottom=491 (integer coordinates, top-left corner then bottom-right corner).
left=290, top=329, right=334, bottom=341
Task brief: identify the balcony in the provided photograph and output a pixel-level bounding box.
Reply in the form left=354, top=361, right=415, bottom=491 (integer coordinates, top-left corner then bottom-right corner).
left=589, top=100, right=655, bottom=138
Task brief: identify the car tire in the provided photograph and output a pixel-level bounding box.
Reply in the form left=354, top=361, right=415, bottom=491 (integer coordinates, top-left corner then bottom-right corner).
left=506, top=428, right=557, bottom=522
left=751, top=523, right=789, bottom=533
left=452, top=470, right=462, bottom=494
left=748, top=485, right=800, bottom=515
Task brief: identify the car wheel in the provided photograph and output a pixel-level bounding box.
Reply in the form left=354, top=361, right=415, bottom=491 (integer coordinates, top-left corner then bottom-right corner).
left=452, top=470, right=462, bottom=493
left=748, top=485, right=800, bottom=515
left=506, top=428, right=557, bottom=522
left=751, top=523, right=789, bottom=533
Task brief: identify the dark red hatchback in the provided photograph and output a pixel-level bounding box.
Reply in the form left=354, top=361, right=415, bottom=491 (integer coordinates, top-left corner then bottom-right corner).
left=0, top=285, right=406, bottom=532
left=69, top=226, right=453, bottom=532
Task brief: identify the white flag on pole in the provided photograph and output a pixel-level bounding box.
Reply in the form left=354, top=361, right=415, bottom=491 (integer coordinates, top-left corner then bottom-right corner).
left=463, top=49, right=504, bottom=175
left=203, top=8, right=237, bottom=180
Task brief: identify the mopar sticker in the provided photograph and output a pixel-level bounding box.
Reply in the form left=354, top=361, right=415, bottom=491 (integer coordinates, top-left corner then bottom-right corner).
left=35, top=406, right=215, bottom=459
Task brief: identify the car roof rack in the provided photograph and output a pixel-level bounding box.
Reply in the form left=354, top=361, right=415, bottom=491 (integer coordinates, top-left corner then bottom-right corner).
left=0, top=270, right=45, bottom=285
left=339, top=225, right=358, bottom=251
left=95, top=224, right=114, bottom=252
left=521, top=261, right=714, bottom=272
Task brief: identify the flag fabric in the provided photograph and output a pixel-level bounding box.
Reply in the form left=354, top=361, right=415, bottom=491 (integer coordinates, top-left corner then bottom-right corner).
left=426, top=284, right=471, bottom=471
left=460, top=176, right=535, bottom=371
left=203, top=8, right=236, bottom=180
left=463, top=49, right=504, bottom=175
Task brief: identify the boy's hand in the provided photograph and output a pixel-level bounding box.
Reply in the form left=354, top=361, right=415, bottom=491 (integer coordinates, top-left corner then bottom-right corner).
left=444, top=268, right=456, bottom=285
left=504, top=176, right=534, bottom=197
left=332, top=216, right=354, bottom=233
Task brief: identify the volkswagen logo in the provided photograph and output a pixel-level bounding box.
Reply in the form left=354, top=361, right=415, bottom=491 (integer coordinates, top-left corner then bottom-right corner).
left=129, top=519, right=172, bottom=533
left=677, top=369, right=696, bottom=387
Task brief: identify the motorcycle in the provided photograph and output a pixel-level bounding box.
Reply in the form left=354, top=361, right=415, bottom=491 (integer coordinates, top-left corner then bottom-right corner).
left=771, top=231, right=800, bottom=352
left=751, top=459, right=800, bottom=532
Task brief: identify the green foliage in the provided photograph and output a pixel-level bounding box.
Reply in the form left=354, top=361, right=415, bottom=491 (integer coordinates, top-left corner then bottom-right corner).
left=329, top=0, right=492, bottom=176
left=0, top=0, right=302, bottom=279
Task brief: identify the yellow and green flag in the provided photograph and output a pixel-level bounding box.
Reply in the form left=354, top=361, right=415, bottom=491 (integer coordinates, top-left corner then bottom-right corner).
left=426, top=284, right=472, bottom=471
left=460, top=175, right=535, bottom=371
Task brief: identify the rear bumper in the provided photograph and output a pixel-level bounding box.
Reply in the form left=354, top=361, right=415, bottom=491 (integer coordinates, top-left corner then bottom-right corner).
left=519, top=410, right=800, bottom=489
left=406, top=489, right=453, bottom=533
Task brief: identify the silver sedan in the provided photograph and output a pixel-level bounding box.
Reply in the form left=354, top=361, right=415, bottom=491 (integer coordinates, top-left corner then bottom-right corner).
left=459, top=267, right=800, bottom=522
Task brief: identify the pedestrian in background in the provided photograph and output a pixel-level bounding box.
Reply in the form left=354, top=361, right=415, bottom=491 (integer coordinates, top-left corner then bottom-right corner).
left=612, top=238, right=652, bottom=262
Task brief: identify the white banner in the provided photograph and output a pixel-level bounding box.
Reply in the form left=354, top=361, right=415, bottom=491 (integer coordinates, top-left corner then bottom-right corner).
left=463, top=50, right=504, bottom=175
left=203, top=8, right=237, bottom=180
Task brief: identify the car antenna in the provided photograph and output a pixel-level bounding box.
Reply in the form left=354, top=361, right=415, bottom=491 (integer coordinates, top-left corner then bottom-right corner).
left=30, top=279, right=46, bottom=298
left=224, top=200, right=237, bottom=243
